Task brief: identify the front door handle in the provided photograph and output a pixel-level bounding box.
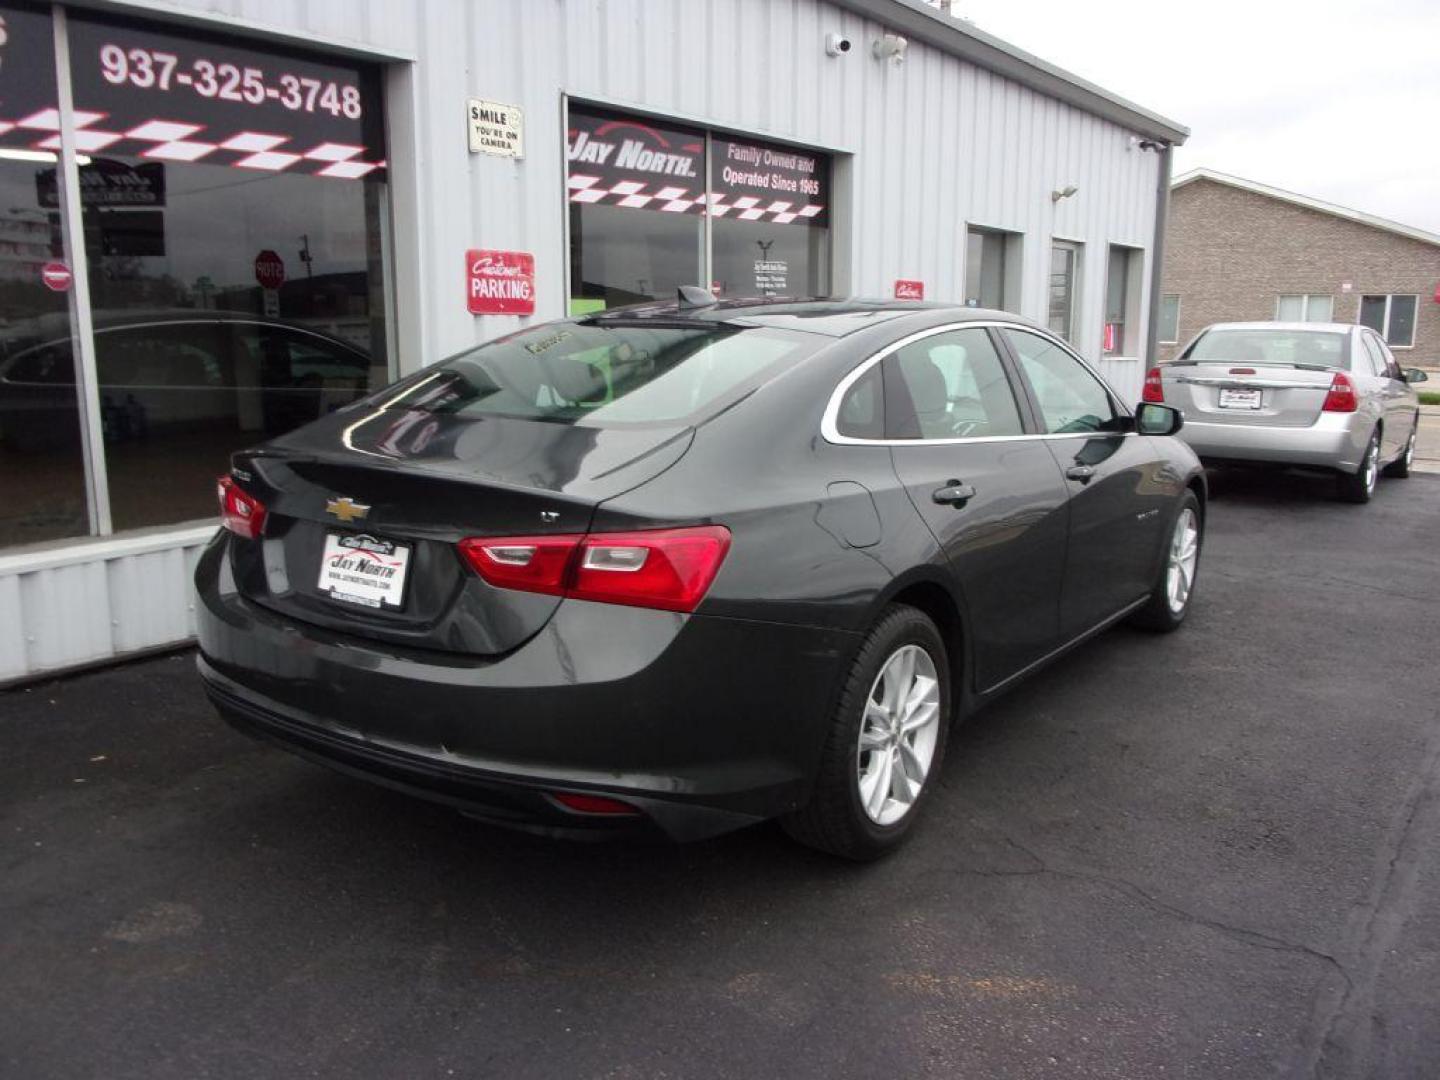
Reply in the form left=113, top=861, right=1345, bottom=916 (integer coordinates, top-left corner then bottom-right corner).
left=1065, top=465, right=1096, bottom=483
left=932, top=480, right=977, bottom=506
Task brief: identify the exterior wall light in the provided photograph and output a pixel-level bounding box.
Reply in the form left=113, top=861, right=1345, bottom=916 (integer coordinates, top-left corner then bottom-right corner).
left=873, top=34, right=908, bottom=63
left=1051, top=186, right=1079, bottom=202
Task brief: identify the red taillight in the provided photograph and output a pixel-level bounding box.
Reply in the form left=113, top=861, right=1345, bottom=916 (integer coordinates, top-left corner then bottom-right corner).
left=458, top=525, right=731, bottom=613
left=549, top=792, right=641, bottom=816
left=456, top=534, right=580, bottom=596
left=216, top=475, right=267, bottom=539
left=1322, top=372, right=1359, bottom=413
left=1142, top=366, right=1165, bottom=403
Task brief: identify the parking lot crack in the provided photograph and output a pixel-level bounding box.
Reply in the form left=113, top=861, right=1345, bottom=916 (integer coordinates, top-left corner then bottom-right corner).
left=997, top=834, right=1352, bottom=977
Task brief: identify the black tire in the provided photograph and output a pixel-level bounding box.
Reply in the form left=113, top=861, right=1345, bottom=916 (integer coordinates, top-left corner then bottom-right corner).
left=1337, top=429, right=1381, bottom=503
left=1128, top=491, right=1203, bottom=633
left=1382, top=419, right=1417, bottom=479
left=782, top=604, right=950, bottom=861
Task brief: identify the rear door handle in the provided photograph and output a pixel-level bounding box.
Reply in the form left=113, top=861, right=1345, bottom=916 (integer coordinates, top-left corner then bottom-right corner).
left=932, top=480, right=977, bottom=506
left=1065, top=465, right=1096, bottom=483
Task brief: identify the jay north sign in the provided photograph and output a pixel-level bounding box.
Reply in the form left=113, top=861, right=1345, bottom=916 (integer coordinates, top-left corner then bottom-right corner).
left=567, top=106, right=828, bottom=225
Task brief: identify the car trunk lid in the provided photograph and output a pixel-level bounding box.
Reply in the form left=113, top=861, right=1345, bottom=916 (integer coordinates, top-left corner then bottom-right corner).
left=1160, top=361, right=1338, bottom=428
left=226, top=407, right=693, bottom=655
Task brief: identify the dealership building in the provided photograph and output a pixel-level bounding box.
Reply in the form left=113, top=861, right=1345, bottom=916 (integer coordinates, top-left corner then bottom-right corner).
left=0, top=0, right=1187, bottom=684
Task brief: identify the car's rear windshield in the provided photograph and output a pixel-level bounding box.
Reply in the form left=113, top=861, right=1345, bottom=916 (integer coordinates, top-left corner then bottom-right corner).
left=380, top=321, right=821, bottom=427
left=1182, top=329, right=1347, bottom=369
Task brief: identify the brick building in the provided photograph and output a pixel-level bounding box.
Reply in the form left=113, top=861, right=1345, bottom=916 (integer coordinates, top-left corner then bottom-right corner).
left=1158, top=169, right=1440, bottom=364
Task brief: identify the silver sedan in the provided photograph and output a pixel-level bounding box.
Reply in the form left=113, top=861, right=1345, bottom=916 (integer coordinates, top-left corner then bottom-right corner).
left=1148, top=321, right=1428, bottom=503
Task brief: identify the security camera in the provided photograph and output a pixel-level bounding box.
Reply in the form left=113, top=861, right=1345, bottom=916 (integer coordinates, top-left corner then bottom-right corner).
left=825, top=33, right=852, bottom=57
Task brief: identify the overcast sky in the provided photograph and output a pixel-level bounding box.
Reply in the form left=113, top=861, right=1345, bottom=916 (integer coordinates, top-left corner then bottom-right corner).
left=955, top=0, right=1440, bottom=234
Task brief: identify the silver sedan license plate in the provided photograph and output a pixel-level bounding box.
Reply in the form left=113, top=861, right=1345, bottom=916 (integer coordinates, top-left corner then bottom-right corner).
left=1218, top=387, right=1262, bottom=410
left=318, top=533, right=410, bottom=609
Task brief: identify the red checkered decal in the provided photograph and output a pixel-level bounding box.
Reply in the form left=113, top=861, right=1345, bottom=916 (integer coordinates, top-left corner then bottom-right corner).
left=567, top=174, right=824, bottom=223
left=0, top=108, right=385, bottom=179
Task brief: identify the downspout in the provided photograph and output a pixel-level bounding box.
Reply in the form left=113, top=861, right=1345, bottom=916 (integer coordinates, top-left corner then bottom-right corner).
left=1144, top=142, right=1173, bottom=367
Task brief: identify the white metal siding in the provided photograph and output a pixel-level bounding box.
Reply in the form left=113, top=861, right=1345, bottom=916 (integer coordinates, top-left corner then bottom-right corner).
left=0, top=528, right=214, bottom=684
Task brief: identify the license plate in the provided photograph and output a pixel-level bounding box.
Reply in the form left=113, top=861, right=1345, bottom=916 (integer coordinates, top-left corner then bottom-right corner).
left=1218, top=387, right=1262, bottom=410
left=318, top=532, right=410, bottom=609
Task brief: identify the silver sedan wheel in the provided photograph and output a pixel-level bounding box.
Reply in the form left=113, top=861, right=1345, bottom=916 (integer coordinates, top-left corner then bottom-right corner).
left=1362, top=435, right=1379, bottom=495
left=1166, top=508, right=1200, bottom=615
left=1403, top=429, right=1416, bottom=469
left=856, top=644, right=941, bottom=826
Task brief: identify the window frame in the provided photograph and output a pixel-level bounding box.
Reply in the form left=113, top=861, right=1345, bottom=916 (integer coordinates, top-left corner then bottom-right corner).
left=1358, top=293, right=1418, bottom=349
left=821, top=321, right=1131, bottom=447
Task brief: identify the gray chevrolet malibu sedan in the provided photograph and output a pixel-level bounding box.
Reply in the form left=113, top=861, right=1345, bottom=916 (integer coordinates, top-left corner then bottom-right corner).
left=1148, top=321, right=1428, bottom=502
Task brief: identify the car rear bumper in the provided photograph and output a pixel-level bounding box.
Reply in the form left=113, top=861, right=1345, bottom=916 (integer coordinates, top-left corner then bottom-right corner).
left=194, top=538, right=854, bottom=841
left=1178, top=412, right=1367, bottom=472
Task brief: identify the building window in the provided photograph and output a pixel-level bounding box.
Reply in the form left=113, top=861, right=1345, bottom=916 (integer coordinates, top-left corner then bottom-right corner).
left=1158, top=294, right=1181, bottom=344
left=0, top=7, right=391, bottom=545
left=0, top=2, right=88, bottom=547
left=709, top=134, right=829, bottom=301
left=1358, top=294, right=1417, bottom=348
left=964, top=226, right=1019, bottom=312
left=1103, top=245, right=1140, bottom=355
left=1276, top=294, right=1333, bottom=323
left=68, top=14, right=389, bottom=533
left=1048, top=241, right=1082, bottom=343
left=566, top=106, right=830, bottom=313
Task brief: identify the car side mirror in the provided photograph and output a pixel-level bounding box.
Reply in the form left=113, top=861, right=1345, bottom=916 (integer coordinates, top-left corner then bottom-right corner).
left=1135, top=402, right=1183, bottom=436
left=1404, top=368, right=1429, bottom=384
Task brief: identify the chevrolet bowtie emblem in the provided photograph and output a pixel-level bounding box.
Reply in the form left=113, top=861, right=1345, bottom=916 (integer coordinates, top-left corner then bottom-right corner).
left=325, top=497, right=370, bottom=523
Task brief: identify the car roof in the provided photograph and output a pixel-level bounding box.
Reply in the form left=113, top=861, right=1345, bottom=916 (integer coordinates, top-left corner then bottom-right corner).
left=580, top=297, right=1044, bottom=338
left=1200, top=322, right=1354, bottom=335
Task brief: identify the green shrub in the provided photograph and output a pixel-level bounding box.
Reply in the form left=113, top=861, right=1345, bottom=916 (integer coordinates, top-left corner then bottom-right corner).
left=1420, top=391, right=1440, bottom=406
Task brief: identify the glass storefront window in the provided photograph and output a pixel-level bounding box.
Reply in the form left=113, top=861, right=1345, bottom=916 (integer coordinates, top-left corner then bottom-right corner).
left=566, top=105, right=831, bottom=313
left=0, top=2, right=90, bottom=546
left=59, top=14, right=390, bottom=531
left=709, top=135, right=829, bottom=299
left=567, top=108, right=707, bottom=311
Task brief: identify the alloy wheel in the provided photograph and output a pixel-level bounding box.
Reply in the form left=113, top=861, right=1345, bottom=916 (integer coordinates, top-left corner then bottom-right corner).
left=1166, top=507, right=1200, bottom=615
left=856, top=644, right=941, bottom=826
left=1363, top=435, right=1379, bottom=495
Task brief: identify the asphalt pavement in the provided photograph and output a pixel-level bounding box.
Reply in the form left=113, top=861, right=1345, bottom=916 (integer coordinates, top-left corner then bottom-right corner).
left=3, top=469, right=1439, bottom=1079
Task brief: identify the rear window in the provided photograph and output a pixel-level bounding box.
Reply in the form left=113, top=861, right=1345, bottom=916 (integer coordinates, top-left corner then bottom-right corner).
left=382, top=322, right=819, bottom=427
left=1183, top=329, right=1346, bottom=369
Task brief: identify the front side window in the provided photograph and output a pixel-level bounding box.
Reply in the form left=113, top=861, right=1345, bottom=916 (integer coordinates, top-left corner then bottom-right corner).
left=1005, top=329, right=1117, bottom=434
left=882, top=328, right=1023, bottom=440
left=1359, top=294, right=1418, bottom=348
left=1276, top=294, right=1333, bottom=322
